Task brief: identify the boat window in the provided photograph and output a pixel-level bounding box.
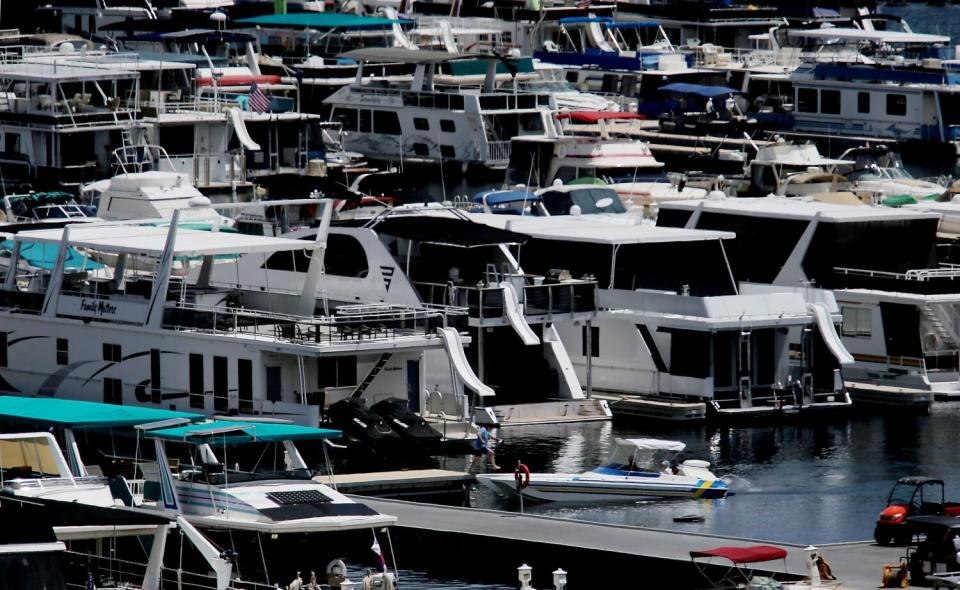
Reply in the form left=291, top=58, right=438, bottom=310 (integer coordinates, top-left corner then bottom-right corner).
left=103, top=343, right=121, bottom=362
left=413, top=143, right=429, bottom=156
left=189, top=353, right=204, bottom=409
left=440, top=145, right=455, bottom=158
left=668, top=329, right=710, bottom=378
left=581, top=325, right=599, bottom=358
left=796, top=88, right=818, bottom=113
left=440, top=119, right=456, bottom=133
left=4, top=132, right=20, bottom=154
left=213, top=356, right=228, bottom=412
left=56, top=338, right=68, bottom=366
left=318, top=356, right=357, bottom=388
left=150, top=349, right=161, bottom=404
left=359, top=110, right=372, bottom=133
left=414, top=117, right=429, bottom=131
left=886, top=93, right=907, bottom=117
left=266, top=366, right=281, bottom=403
left=821, top=90, right=841, bottom=115
left=238, top=358, right=253, bottom=414
left=841, top=307, right=872, bottom=338
left=374, top=110, right=401, bottom=135
left=333, top=108, right=357, bottom=132
left=103, top=377, right=122, bottom=405
left=696, top=213, right=809, bottom=284
left=0, top=332, right=6, bottom=368
left=0, top=437, right=63, bottom=478
left=325, top=234, right=369, bottom=278
left=158, top=125, right=195, bottom=155
left=857, top=92, right=870, bottom=114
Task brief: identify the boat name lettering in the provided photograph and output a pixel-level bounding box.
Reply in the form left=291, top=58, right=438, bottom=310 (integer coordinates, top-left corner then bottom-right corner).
left=80, top=299, right=118, bottom=315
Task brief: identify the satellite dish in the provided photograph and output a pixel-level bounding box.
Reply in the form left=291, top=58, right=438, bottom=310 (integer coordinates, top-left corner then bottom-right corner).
left=595, top=197, right=614, bottom=208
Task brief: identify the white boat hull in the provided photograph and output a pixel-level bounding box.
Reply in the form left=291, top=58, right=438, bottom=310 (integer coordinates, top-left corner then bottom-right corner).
left=477, top=471, right=727, bottom=503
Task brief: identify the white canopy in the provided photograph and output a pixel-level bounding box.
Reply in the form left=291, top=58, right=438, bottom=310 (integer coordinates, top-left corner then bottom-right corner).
left=15, top=224, right=314, bottom=258
left=785, top=28, right=949, bottom=45
left=616, top=438, right=686, bottom=452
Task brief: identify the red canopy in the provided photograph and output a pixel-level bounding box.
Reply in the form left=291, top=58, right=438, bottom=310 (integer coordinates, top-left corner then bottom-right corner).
left=556, top=111, right=646, bottom=123
left=690, top=545, right=788, bottom=564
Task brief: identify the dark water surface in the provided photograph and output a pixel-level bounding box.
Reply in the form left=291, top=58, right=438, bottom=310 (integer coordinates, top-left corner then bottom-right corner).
left=459, top=405, right=960, bottom=545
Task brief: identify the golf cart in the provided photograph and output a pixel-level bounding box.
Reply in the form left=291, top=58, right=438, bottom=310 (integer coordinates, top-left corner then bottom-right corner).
left=875, top=477, right=960, bottom=546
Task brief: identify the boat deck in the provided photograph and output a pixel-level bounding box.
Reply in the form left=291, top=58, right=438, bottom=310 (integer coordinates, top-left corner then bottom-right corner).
left=360, top=496, right=915, bottom=589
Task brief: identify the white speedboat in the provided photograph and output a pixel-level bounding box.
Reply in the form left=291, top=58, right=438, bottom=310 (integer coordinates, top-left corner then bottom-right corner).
left=477, top=438, right=727, bottom=503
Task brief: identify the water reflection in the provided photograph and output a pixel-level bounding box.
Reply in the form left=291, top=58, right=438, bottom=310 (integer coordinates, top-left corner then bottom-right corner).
left=472, top=410, right=960, bottom=545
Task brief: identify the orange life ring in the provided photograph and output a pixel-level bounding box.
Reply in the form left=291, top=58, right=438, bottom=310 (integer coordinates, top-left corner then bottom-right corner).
left=514, top=463, right=531, bottom=490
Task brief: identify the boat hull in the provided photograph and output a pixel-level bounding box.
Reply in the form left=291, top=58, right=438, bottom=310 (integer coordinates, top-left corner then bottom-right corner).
left=477, top=472, right=727, bottom=503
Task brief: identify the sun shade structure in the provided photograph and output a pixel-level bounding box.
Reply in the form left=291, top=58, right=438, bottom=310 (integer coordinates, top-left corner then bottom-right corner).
left=144, top=420, right=342, bottom=444
left=14, top=225, right=315, bottom=257
left=0, top=396, right=204, bottom=429
left=364, top=215, right=529, bottom=247
left=237, top=13, right=412, bottom=29
left=340, top=48, right=481, bottom=64
left=618, top=438, right=686, bottom=452
left=659, top=83, right=740, bottom=98
left=690, top=546, right=789, bottom=564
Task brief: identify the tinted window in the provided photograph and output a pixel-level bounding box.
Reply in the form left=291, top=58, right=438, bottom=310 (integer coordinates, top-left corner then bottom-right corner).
left=821, top=89, right=841, bottom=114
left=857, top=92, right=870, bottom=114
left=413, top=143, right=429, bottom=156
left=334, top=108, right=356, bottom=132
left=374, top=110, right=401, bottom=135
left=668, top=329, right=710, bottom=378
left=440, top=119, right=456, bottom=133
left=359, top=110, right=372, bottom=132
left=325, top=234, right=369, bottom=278
left=886, top=94, right=907, bottom=116
left=440, top=145, right=455, bottom=158
left=413, top=117, right=429, bottom=131
left=797, top=88, right=818, bottom=113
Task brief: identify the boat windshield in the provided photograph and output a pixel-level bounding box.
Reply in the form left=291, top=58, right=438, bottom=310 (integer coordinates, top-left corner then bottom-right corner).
left=0, top=436, right=69, bottom=479
left=179, top=464, right=315, bottom=485
left=541, top=188, right=627, bottom=215
left=522, top=80, right=579, bottom=93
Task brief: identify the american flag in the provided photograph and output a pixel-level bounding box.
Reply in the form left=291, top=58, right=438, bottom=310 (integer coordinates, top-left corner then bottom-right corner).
left=576, top=0, right=591, bottom=8
left=371, top=535, right=387, bottom=572
left=247, top=81, right=271, bottom=114
left=86, top=570, right=96, bottom=590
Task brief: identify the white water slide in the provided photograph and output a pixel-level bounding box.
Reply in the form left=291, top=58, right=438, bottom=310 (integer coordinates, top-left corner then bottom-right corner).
left=499, top=282, right=540, bottom=345
left=807, top=303, right=855, bottom=365
left=438, top=327, right=495, bottom=397
left=227, top=107, right=262, bottom=151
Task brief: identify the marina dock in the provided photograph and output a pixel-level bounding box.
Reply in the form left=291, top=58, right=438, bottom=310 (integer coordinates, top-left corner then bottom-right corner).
left=320, top=469, right=475, bottom=503
left=359, top=496, right=912, bottom=589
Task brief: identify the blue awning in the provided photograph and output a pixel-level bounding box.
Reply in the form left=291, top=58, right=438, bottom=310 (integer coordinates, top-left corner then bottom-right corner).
left=236, top=13, right=412, bottom=30
left=659, top=82, right=738, bottom=97
left=605, top=21, right=661, bottom=29
left=559, top=16, right=614, bottom=25
left=0, top=396, right=204, bottom=429
left=145, top=420, right=342, bottom=444
left=0, top=240, right=104, bottom=271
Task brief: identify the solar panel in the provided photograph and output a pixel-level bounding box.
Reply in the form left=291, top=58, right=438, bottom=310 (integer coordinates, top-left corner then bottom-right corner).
left=267, top=490, right=333, bottom=505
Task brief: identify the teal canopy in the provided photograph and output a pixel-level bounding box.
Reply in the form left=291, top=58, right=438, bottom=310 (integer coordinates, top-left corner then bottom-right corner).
left=145, top=420, right=341, bottom=444
left=236, top=13, right=411, bottom=30
left=0, top=396, right=204, bottom=429
left=0, top=240, right=105, bottom=271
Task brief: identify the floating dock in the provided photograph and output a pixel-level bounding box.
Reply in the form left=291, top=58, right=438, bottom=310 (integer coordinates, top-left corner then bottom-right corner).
left=319, top=469, right=475, bottom=504
left=595, top=393, right=707, bottom=422
left=359, top=496, right=912, bottom=589
left=846, top=381, right=934, bottom=413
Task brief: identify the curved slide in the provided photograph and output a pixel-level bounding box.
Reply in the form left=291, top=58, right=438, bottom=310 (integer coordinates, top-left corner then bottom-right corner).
left=807, top=303, right=855, bottom=365
left=227, top=107, right=262, bottom=151
left=438, top=327, right=495, bottom=397
left=500, top=282, right=540, bottom=345
left=587, top=21, right=616, bottom=53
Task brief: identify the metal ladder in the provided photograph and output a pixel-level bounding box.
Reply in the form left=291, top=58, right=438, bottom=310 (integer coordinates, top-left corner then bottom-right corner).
left=350, top=353, right=393, bottom=398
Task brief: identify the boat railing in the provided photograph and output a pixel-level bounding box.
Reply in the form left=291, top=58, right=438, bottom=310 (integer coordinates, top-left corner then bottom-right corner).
left=162, top=300, right=448, bottom=346
left=481, top=139, right=512, bottom=163
left=0, top=476, right=101, bottom=489
left=62, top=549, right=280, bottom=590
left=835, top=265, right=960, bottom=282
left=413, top=279, right=596, bottom=321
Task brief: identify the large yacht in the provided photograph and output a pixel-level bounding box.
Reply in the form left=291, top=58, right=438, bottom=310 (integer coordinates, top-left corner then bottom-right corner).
left=469, top=207, right=853, bottom=420
left=0, top=214, right=465, bottom=427
left=658, top=196, right=960, bottom=409
left=324, top=48, right=556, bottom=172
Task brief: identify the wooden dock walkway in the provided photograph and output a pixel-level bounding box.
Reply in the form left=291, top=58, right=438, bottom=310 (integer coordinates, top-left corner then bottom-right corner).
left=359, top=497, right=913, bottom=589
left=318, top=469, right=474, bottom=503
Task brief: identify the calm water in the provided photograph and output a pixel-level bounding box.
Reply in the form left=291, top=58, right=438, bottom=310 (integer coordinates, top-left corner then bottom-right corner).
left=456, top=405, right=960, bottom=545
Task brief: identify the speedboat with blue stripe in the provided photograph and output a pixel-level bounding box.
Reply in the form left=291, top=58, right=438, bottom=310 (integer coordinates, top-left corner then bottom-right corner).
left=477, top=438, right=727, bottom=503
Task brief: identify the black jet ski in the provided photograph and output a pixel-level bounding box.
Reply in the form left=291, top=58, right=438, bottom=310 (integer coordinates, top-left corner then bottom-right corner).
left=327, top=398, right=401, bottom=454
left=371, top=398, right=443, bottom=448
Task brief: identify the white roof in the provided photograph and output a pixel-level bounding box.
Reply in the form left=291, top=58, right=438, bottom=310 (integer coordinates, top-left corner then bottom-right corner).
left=616, top=438, right=686, bottom=452
left=661, top=196, right=942, bottom=223
left=16, top=224, right=313, bottom=257
left=785, top=27, right=949, bottom=45
left=753, top=143, right=853, bottom=167
left=472, top=213, right=734, bottom=244
left=0, top=62, right=139, bottom=82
